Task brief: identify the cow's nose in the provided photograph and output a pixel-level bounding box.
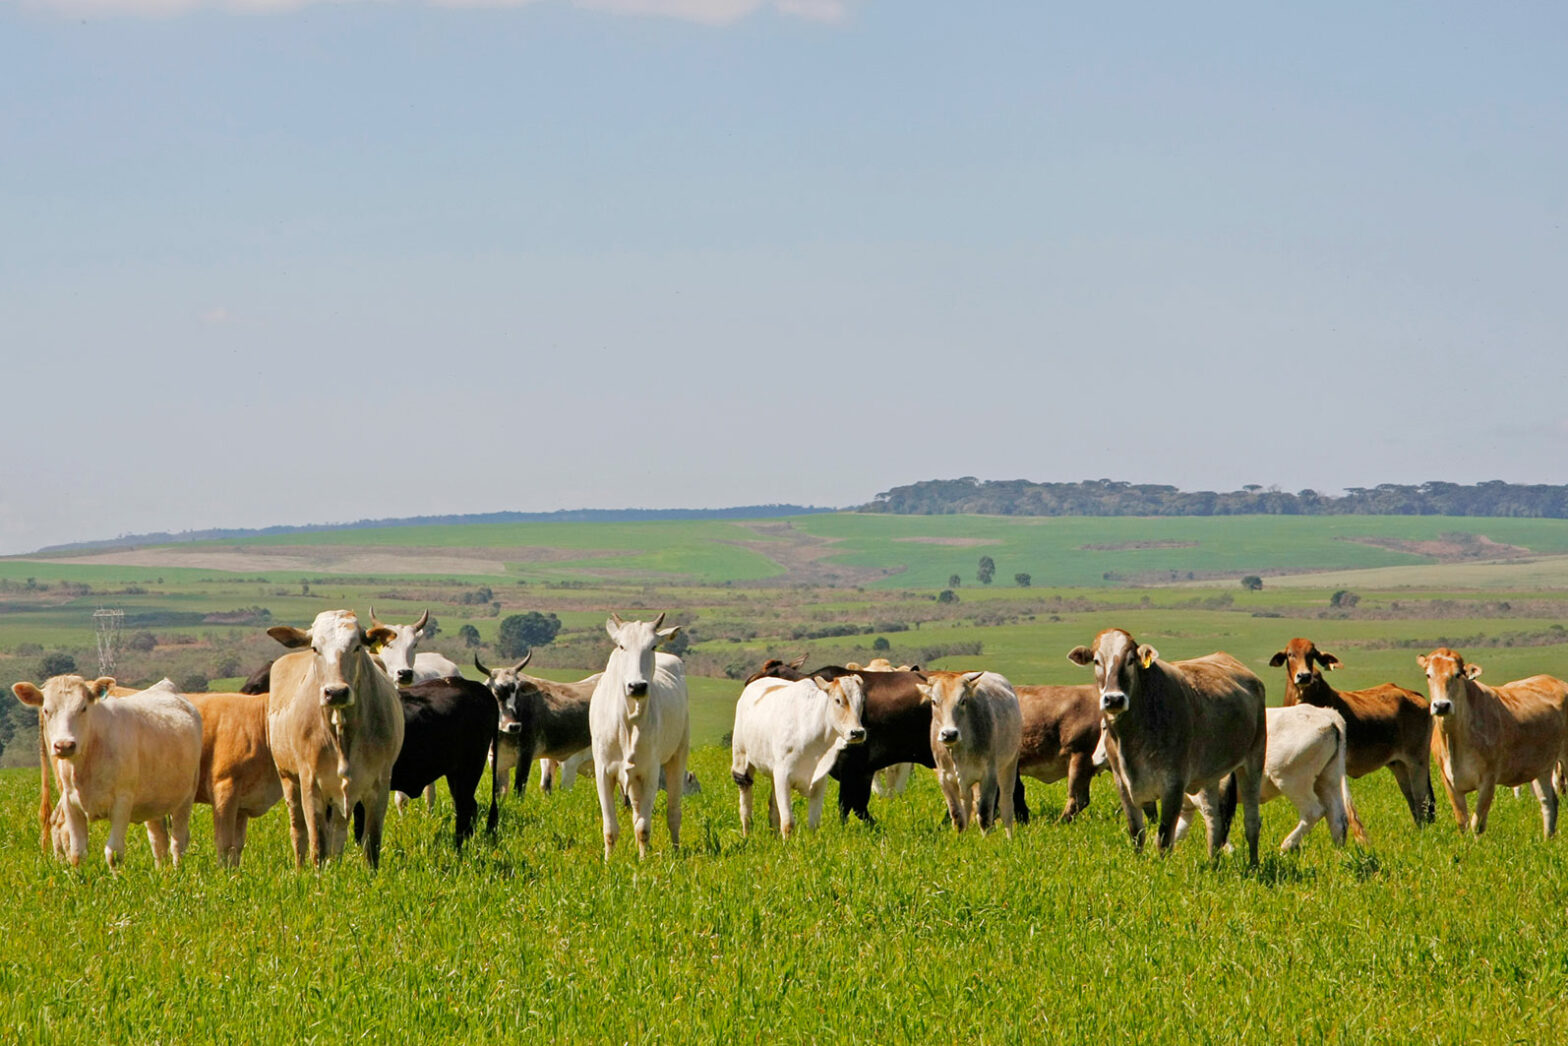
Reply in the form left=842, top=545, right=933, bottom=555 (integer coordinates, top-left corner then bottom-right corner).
left=1101, top=692, right=1128, bottom=713
left=847, top=728, right=866, bottom=744
left=396, top=670, right=414, bottom=685
left=52, top=739, right=77, bottom=758
left=938, top=728, right=959, bottom=744
left=322, top=684, right=351, bottom=706
left=500, top=721, right=522, bottom=735
left=627, top=681, right=648, bottom=698
left=1295, top=672, right=1312, bottom=685
left=1432, top=699, right=1453, bottom=717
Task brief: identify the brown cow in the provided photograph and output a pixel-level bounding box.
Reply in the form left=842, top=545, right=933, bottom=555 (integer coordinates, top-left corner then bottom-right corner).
left=1270, top=636, right=1431, bottom=832
left=1014, top=683, right=1104, bottom=822
left=1418, top=647, right=1568, bottom=837
left=1069, top=629, right=1267, bottom=863
left=188, top=691, right=283, bottom=867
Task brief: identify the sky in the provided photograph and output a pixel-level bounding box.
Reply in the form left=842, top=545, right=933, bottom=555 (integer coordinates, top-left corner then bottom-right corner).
left=2, top=2, right=1566, bottom=554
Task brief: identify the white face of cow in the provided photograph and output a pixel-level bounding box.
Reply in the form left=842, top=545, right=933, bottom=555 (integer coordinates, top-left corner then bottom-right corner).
left=604, top=613, right=680, bottom=703
left=268, top=610, right=383, bottom=708
left=814, top=674, right=867, bottom=745
left=368, top=607, right=431, bottom=686
left=1068, top=629, right=1158, bottom=720
left=476, top=651, right=533, bottom=735
left=919, top=671, right=986, bottom=747
left=1417, top=648, right=1480, bottom=719
left=12, top=674, right=116, bottom=761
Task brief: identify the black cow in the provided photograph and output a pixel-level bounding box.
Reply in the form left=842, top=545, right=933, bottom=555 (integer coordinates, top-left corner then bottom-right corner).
left=239, top=661, right=273, bottom=695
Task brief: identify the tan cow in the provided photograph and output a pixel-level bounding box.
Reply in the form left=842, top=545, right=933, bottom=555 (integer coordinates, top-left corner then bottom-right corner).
left=917, top=671, right=1023, bottom=837
left=1418, top=647, right=1568, bottom=837
left=266, top=610, right=406, bottom=868
left=1069, top=629, right=1267, bottom=863
left=1014, top=683, right=1104, bottom=822
left=13, top=676, right=202, bottom=869
left=189, top=691, right=283, bottom=867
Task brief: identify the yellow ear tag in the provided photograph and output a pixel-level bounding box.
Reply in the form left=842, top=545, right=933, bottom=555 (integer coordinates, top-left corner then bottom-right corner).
left=1141, top=650, right=1155, bottom=669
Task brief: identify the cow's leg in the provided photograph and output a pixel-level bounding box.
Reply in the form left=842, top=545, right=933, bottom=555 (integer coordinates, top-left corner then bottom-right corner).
left=451, top=771, right=480, bottom=850
left=146, top=817, right=171, bottom=868
left=1174, top=794, right=1199, bottom=844
left=807, top=779, right=829, bottom=831
left=169, top=798, right=193, bottom=867
left=595, top=766, right=619, bottom=861
left=1111, top=772, right=1146, bottom=852
left=233, top=814, right=251, bottom=867
left=1156, top=781, right=1187, bottom=854
left=1012, top=773, right=1031, bottom=826
left=662, top=747, right=687, bottom=850
left=392, top=792, right=410, bottom=815
left=974, top=775, right=995, bottom=834
left=1239, top=760, right=1263, bottom=866
left=1388, top=761, right=1424, bottom=827
left=104, top=794, right=135, bottom=870
left=359, top=780, right=391, bottom=869
left=939, top=772, right=967, bottom=832
left=629, top=772, right=656, bottom=859
left=735, top=769, right=754, bottom=838
left=1062, top=752, right=1093, bottom=822
left=1472, top=777, right=1499, bottom=836
left=1531, top=776, right=1559, bottom=839
left=423, top=782, right=438, bottom=812
left=280, top=775, right=308, bottom=868
left=773, top=767, right=796, bottom=839
left=213, top=784, right=239, bottom=867
left=997, top=758, right=1018, bottom=839
left=303, top=774, right=329, bottom=867
left=1317, top=767, right=1349, bottom=847
left=561, top=750, right=591, bottom=791
left=1441, top=774, right=1470, bottom=833
left=1281, top=788, right=1325, bottom=852
left=540, top=758, right=556, bottom=794
left=62, top=800, right=89, bottom=868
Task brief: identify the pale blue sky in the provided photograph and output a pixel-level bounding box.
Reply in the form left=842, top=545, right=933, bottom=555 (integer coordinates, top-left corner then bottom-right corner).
left=2, top=2, right=1566, bottom=553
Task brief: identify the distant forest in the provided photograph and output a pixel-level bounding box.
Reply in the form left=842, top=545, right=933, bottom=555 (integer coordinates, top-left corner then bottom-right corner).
left=862, top=478, right=1568, bottom=518
left=36, top=505, right=835, bottom=554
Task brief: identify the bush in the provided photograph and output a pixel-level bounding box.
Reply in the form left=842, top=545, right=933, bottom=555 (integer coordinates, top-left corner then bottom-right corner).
left=458, top=624, right=482, bottom=648
left=872, top=636, right=891, bottom=652
left=1330, top=589, right=1361, bottom=609
left=1240, top=575, right=1264, bottom=591
left=1014, top=573, right=1031, bottom=588
left=977, top=556, right=995, bottom=585
left=127, top=631, right=158, bottom=653
left=937, top=590, right=959, bottom=605
left=179, top=673, right=209, bottom=694
left=38, top=652, right=77, bottom=678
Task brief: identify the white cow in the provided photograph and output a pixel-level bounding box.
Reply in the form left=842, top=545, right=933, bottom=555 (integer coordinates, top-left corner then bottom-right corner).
left=730, top=673, right=867, bottom=837
left=1099, top=704, right=1357, bottom=852
left=918, top=671, right=1023, bottom=837
left=12, top=675, right=202, bottom=869
left=368, top=606, right=461, bottom=813
left=589, top=613, right=689, bottom=860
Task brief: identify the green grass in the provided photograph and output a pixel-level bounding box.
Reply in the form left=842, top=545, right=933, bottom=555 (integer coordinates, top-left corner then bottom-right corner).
left=3, top=750, right=1566, bottom=1043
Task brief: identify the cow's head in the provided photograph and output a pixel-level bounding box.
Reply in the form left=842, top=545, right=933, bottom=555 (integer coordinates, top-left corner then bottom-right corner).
left=813, top=673, right=867, bottom=745
left=367, top=606, right=430, bottom=686
left=1269, top=637, right=1340, bottom=688
left=605, top=613, right=680, bottom=703
left=743, top=653, right=808, bottom=686
left=1068, top=629, right=1159, bottom=719
left=12, top=674, right=116, bottom=761
left=268, top=609, right=388, bottom=709
left=1417, top=647, right=1479, bottom=719
left=918, top=670, right=987, bottom=747
left=475, top=651, right=534, bottom=735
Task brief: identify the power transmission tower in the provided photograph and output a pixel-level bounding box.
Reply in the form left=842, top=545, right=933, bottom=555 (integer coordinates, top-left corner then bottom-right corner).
left=93, top=607, right=124, bottom=676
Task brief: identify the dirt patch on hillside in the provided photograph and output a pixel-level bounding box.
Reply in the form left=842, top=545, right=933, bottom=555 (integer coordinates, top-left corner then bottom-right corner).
left=1080, top=541, right=1199, bottom=552
left=26, top=544, right=630, bottom=577
left=724, top=524, right=903, bottom=587
left=1340, top=534, right=1533, bottom=562
left=892, top=537, right=1002, bottom=547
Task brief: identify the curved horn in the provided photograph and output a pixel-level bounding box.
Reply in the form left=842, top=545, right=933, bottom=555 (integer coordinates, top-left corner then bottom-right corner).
left=610, top=612, right=625, bottom=628
left=368, top=604, right=383, bottom=628
left=474, top=654, right=491, bottom=677
left=513, top=651, right=532, bottom=673
left=652, top=611, right=666, bottom=630
left=413, top=609, right=430, bottom=634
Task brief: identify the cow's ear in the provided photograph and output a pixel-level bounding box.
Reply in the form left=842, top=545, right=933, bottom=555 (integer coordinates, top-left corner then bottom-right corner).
left=810, top=674, right=834, bottom=690
left=656, top=625, right=681, bottom=643
left=1067, top=646, right=1094, bottom=666
left=268, top=625, right=312, bottom=649
left=1138, top=645, right=1160, bottom=669
left=604, top=618, right=621, bottom=641
left=1465, top=663, right=1483, bottom=680
left=12, top=682, right=43, bottom=707
left=1316, top=651, right=1341, bottom=671
left=92, top=677, right=115, bottom=699
left=1268, top=651, right=1287, bottom=667
left=788, top=653, right=807, bottom=669
left=915, top=683, right=933, bottom=704
left=1416, top=655, right=1430, bottom=670
left=848, top=674, right=863, bottom=687
left=364, top=627, right=396, bottom=651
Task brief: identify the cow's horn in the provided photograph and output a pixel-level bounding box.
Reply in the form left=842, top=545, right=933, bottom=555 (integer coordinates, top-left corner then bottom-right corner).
left=652, top=612, right=666, bottom=630
left=413, top=609, right=430, bottom=634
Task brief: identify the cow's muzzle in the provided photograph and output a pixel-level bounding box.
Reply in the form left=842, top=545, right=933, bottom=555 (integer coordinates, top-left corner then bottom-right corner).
left=499, top=718, right=522, bottom=736
left=938, top=727, right=960, bottom=745
left=626, top=681, right=649, bottom=698
left=1432, top=699, right=1454, bottom=717
left=1294, top=672, right=1312, bottom=686
left=52, top=739, right=78, bottom=759
left=846, top=727, right=867, bottom=744
left=396, top=670, right=414, bottom=686
left=1100, top=691, right=1129, bottom=714
left=321, top=685, right=353, bottom=707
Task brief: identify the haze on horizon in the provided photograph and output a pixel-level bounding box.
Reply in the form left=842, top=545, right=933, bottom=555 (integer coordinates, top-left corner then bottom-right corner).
left=3, top=2, right=1566, bottom=556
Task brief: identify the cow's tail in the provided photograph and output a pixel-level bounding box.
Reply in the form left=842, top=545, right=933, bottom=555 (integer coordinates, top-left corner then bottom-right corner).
left=485, top=711, right=500, bottom=838
left=1333, top=717, right=1367, bottom=844
left=37, top=711, right=52, bottom=853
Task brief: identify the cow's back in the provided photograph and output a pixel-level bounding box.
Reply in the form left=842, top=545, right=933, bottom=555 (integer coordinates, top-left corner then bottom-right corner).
left=190, top=691, right=280, bottom=813
left=1016, top=683, right=1100, bottom=775
left=1162, top=652, right=1266, bottom=787
left=75, top=689, right=203, bottom=822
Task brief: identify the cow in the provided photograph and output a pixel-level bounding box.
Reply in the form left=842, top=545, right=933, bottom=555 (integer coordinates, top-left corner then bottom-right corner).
left=188, top=690, right=283, bottom=867
left=12, top=675, right=202, bottom=869
left=239, top=661, right=272, bottom=696
left=1164, top=705, right=1357, bottom=851
left=368, top=606, right=460, bottom=686
left=1271, top=636, right=1433, bottom=828
left=265, top=610, right=406, bottom=868
left=1069, top=629, right=1267, bottom=864
left=730, top=673, right=867, bottom=838
left=475, top=652, right=601, bottom=799
left=918, top=671, right=1022, bottom=837
left=381, top=677, right=499, bottom=848
left=1012, top=683, right=1105, bottom=823
left=747, top=657, right=933, bottom=824
left=1418, top=647, right=1568, bottom=837
left=589, top=613, right=689, bottom=860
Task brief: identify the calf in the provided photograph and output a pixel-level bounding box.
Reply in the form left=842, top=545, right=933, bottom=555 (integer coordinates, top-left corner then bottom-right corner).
left=1170, top=705, right=1356, bottom=851
left=1419, top=647, right=1568, bottom=837
left=379, top=677, right=499, bottom=848
left=1271, top=637, right=1433, bottom=827
left=731, top=674, right=867, bottom=837
left=13, top=675, right=202, bottom=869
left=1069, top=629, right=1267, bottom=863
left=189, top=690, right=283, bottom=867
left=589, top=613, right=689, bottom=860
left=266, top=610, right=406, bottom=868
left=919, top=671, right=1022, bottom=837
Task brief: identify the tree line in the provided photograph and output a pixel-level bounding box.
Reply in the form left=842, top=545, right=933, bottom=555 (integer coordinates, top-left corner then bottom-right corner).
left=861, top=478, right=1568, bottom=518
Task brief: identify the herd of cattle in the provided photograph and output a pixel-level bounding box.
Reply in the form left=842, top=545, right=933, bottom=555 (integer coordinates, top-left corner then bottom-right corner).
left=12, top=607, right=1568, bottom=871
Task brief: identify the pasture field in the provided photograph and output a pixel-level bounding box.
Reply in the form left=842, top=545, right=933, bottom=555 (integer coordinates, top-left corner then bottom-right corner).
left=3, top=752, right=1568, bottom=1044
